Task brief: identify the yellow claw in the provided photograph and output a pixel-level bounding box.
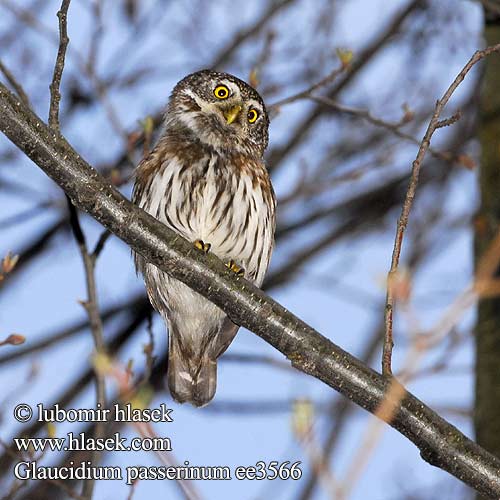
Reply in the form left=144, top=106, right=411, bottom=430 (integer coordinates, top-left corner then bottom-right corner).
left=194, top=239, right=211, bottom=253
left=226, top=259, right=245, bottom=276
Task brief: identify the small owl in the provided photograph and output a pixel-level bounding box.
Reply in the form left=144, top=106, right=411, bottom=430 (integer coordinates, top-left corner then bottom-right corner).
left=133, top=70, right=276, bottom=407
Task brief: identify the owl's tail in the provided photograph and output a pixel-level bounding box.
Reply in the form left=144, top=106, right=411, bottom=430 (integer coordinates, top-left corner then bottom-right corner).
left=167, top=333, right=217, bottom=408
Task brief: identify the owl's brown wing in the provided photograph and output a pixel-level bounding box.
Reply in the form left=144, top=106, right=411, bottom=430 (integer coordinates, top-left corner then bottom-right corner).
left=211, top=317, right=240, bottom=359
left=131, top=144, right=163, bottom=276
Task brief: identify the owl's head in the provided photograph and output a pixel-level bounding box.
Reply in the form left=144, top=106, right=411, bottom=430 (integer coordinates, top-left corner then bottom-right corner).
left=165, top=70, right=269, bottom=158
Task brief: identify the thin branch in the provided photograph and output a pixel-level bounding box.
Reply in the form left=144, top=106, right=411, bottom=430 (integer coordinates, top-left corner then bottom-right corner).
left=381, top=43, right=500, bottom=376
left=296, top=325, right=383, bottom=500
left=0, top=304, right=151, bottom=484
left=101, top=359, right=202, bottom=500
left=48, top=0, right=71, bottom=132
left=49, top=9, right=106, bottom=494
left=336, top=241, right=500, bottom=497
left=269, top=61, right=349, bottom=110
left=480, top=0, right=500, bottom=17
left=309, top=96, right=457, bottom=165
left=221, top=352, right=293, bottom=372
left=47, top=479, right=85, bottom=500
left=297, top=430, right=341, bottom=499
left=296, top=205, right=449, bottom=500
left=0, top=59, right=30, bottom=108
left=266, top=0, right=423, bottom=171
left=50, top=8, right=105, bottom=496
left=92, top=229, right=111, bottom=259
left=0, top=294, right=147, bottom=366
left=0, top=201, right=54, bottom=230
left=0, top=217, right=67, bottom=292
left=1, top=81, right=500, bottom=498
left=85, top=0, right=104, bottom=75
left=66, top=199, right=106, bottom=500
left=210, top=0, right=296, bottom=69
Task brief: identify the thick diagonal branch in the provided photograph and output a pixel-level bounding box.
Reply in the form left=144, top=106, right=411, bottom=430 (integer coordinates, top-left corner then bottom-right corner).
left=0, top=83, right=500, bottom=498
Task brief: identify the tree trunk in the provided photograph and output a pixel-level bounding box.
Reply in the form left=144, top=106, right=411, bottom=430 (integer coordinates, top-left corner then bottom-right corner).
left=475, top=5, right=500, bottom=499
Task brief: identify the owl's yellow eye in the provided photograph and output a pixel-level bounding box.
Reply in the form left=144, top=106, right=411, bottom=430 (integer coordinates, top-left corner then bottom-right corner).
left=214, top=85, right=230, bottom=99
left=247, top=108, right=259, bottom=123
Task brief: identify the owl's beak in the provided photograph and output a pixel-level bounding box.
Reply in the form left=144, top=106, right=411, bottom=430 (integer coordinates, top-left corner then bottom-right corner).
left=223, top=105, right=242, bottom=125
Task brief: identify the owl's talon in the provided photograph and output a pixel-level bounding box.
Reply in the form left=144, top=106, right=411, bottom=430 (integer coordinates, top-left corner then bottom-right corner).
left=226, top=259, right=245, bottom=276
left=194, top=239, right=211, bottom=253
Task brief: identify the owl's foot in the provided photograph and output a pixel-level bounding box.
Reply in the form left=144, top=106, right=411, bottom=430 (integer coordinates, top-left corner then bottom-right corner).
left=226, top=259, right=245, bottom=277
left=194, top=239, right=211, bottom=253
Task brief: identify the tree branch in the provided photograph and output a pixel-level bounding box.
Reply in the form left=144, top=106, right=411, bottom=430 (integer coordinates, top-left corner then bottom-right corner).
left=66, top=200, right=106, bottom=500
left=48, top=0, right=70, bottom=132
left=266, top=0, right=423, bottom=172
left=0, top=59, right=31, bottom=108
left=48, top=3, right=105, bottom=497
left=0, top=294, right=147, bottom=367
left=382, top=43, right=500, bottom=376
left=1, top=82, right=500, bottom=498
left=308, top=96, right=458, bottom=165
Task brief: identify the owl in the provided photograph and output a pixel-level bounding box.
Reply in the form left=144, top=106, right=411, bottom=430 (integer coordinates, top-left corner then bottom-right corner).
left=132, top=70, right=276, bottom=407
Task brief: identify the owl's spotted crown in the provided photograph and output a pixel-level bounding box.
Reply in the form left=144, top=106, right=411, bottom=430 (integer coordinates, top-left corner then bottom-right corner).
left=165, top=69, right=269, bottom=158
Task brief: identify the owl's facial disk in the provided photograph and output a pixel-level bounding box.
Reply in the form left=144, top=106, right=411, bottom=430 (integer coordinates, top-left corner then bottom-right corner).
left=167, top=70, right=269, bottom=157
left=185, top=91, right=258, bottom=151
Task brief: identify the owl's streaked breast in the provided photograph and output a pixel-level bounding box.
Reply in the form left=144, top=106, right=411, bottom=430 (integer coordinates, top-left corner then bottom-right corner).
left=135, top=139, right=275, bottom=285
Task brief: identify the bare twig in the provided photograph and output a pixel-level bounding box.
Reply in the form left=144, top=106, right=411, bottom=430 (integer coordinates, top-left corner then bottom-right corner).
left=266, top=0, right=423, bottom=171
left=295, top=202, right=455, bottom=500
left=141, top=310, right=156, bottom=384
left=0, top=59, right=30, bottom=107
left=480, top=0, right=500, bottom=16
left=221, top=352, right=293, bottom=372
left=270, top=60, right=350, bottom=110
left=299, top=433, right=341, bottom=499
left=99, top=357, right=201, bottom=500
left=382, top=43, right=500, bottom=376
left=49, top=9, right=106, bottom=496
left=309, top=96, right=458, bottom=165
left=0, top=201, right=55, bottom=231
left=249, top=30, right=275, bottom=88
left=92, top=229, right=111, bottom=259
left=0, top=300, right=151, bottom=483
left=292, top=399, right=341, bottom=499
left=0, top=295, right=147, bottom=366
left=67, top=199, right=107, bottom=500
left=340, top=218, right=500, bottom=497
left=48, top=0, right=71, bottom=132
left=210, top=0, right=296, bottom=69
left=85, top=0, right=104, bottom=75
left=126, top=480, right=139, bottom=500
left=47, top=479, right=85, bottom=500
left=296, top=325, right=383, bottom=500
